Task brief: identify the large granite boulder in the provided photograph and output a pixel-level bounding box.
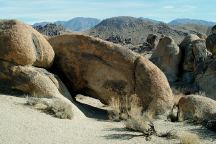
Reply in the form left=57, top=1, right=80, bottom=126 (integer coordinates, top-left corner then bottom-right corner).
left=146, top=34, right=159, bottom=49
left=0, top=20, right=54, bottom=68
left=135, top=57, right=174, bottom=118
left=192, top=39, right=209, bottom=65
left=206, top=34, right=216, bottom=56
left=197, top=33, right=207, bottom=40
left=151, top=36, right=181, bottom=82
left=180, top=34, right=200, bottom=72
left=211, top=25, right=216, bottom=34
left=178, top=95, right=216, bottom=122
left=49, top=34, right=174, bottom=118
left=195, top=59, right=216, bottom=100
left=0, top=60, right=72, bottom=100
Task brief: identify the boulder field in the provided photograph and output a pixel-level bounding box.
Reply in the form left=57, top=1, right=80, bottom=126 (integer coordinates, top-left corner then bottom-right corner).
left=0, top=19, right=216, bottom=123
left=150, top=32, right=216, bottom=101
left=0, top=19, right=175, bottom=119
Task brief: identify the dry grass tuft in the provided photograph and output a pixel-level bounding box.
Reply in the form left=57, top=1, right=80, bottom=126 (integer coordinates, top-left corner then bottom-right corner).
left=177, top=131, right=201, bottom=144
left=124, top=95, right=156, bottom=137
left=108, top=94, right=131, bottom=121
left=108, top=96, right=122, bottom=121
left=158, top=130, right=201, bottom=144
left=108, top=94, right=155, bottom=138
left=26, top=97, right=73, bottom=119
left=108, top=94, right=144, bottom=120
left=125, top=115, right=156, bottom=137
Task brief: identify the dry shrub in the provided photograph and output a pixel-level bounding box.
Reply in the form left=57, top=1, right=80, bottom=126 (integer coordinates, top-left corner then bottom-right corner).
left=108, top=94, right=143, bottom=121
left=125, top=95, right=156, bottom=139
left=108, top=95, right=131, bottom=121
left=108, top=94, right=155, bottom=138
left=125, top=115, right=156, bottom=137
left=177, top=131, right=201, bottom=144
left=159, top=130, right=201, bottom=144
left=26, top=97, right=73, bottom=119
left=108, top=96, right=121, bottom=121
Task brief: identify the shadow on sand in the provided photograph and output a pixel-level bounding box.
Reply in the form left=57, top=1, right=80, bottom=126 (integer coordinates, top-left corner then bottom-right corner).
left=103, top=133, right=143, bottom=140
left=189, top=126, right=216, bottom=142
left=102, top=127, right=144, bottom=140
left=73, top=100, right=109, bottom=120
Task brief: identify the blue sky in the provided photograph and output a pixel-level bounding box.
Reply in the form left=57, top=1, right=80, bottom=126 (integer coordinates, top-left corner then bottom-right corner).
left=0, top=0, right=215, bottom=24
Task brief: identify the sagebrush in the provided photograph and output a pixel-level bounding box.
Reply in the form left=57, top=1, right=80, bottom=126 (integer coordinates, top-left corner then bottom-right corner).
left=26, top=97, right=73, bottom=119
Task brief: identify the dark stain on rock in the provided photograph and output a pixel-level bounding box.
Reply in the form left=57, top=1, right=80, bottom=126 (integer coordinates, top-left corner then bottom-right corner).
left=32, top=33, right=42, bottom=61
left=81, top=53, right=112, bottom=67
left=103, top=80, right=127, bottom=95
left=0, top=36, right=12, bottom=56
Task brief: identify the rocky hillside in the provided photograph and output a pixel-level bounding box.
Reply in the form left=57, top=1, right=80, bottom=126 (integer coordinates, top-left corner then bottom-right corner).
left=86, top=16, right=196, bottom=45
left=169, top=18, right=216, bottom=26
left=169, top=19, right=216, bottom=35
left=173, top=24, right=209, bottom=35
left=33, top=23, right=70, bottom=36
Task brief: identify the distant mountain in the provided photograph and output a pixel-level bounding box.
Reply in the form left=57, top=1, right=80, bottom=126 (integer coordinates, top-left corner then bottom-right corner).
left=33, top=22, right=50, bottom=27
left=139, top=17, right=162, bottom=24
left=173, top=23, right=210, bottom=35
left=86, top=16, right=193, bottom=45
left=169, top=18, right=216, bottom=26
left=56, top=17, right=101, bottom=31
left=33, top=17, right=215, bottom=39
left=33, top=17, right=101, bottom=32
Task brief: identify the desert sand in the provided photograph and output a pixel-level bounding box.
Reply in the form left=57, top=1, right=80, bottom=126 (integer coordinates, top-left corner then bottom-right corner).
left=0, top=94, right=215, bottom=144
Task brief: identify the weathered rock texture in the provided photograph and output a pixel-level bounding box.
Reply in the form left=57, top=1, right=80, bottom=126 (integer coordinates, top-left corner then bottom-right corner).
left=178, top=95, right=216, bottom=122
left=206, top=34, right=216, bottom=56
left=151, top=36, right=181, bottom=82
left=0, top=20, right=54, bottom=68
left=192, top=39, right=209, bottom=65
left=180, top=34, right=200, bottom=72
left=146, top=34, right=159, bottom=49
left=0, top=61, right=71, bottom=100
left=211, top=25, right=216, bottom=34
left=0, top=20, right=75, bottom=114
left=49, top=34, right=174, bottom=118
left=195, top=59, right=216, bottom=100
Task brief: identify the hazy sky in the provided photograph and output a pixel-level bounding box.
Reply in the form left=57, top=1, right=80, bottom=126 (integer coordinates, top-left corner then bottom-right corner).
left=0, top=0, right=215, bottom=24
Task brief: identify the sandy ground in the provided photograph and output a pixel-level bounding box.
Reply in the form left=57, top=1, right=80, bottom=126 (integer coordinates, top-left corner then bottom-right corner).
left=0, top=94, right=215, bottom=144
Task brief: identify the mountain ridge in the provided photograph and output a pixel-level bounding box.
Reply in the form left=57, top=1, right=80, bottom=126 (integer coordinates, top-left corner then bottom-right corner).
left=33, top=17, right=216, bottom=34
left=169, top=18, right=216, bottom=26
left=33, top=17, right=101, bottom=32
left=86, top=16, right=195, bottom=45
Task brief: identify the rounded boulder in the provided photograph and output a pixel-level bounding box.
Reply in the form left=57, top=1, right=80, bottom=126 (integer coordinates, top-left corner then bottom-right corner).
left=151, top=36, right=181, bottom=82
left=0, top=20, right=54, bottom=68
left=206, top=34, right=216, bottom=56
left=49, top=34, right=174, bottom=118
